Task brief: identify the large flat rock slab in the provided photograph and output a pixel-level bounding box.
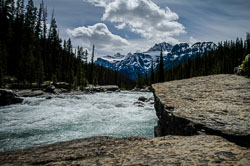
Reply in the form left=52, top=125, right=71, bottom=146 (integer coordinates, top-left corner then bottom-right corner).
left=0, top=136, right=249, bottom=165
left=152, top=74, right=250, bottom=141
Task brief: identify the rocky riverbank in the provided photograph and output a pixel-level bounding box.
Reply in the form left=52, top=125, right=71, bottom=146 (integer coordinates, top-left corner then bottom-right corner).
left=0, top=135, right=249, bottom=165
left=0, top=85, right=120, bottom=106
left=0, top=89, right=23, bottom=106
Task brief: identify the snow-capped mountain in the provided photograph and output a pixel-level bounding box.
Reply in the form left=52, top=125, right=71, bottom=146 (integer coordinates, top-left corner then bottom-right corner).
left=95, top=42, right=217, bottom=80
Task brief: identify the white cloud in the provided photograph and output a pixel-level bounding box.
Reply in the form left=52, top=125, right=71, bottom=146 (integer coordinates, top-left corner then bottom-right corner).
left=86, top=0, right=185, bottom=43
left=67, top=23, right=129, bottom=51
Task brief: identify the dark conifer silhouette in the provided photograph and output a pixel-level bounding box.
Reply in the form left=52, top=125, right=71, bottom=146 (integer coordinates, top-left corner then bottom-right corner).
left=150, top=60, right=154, bottom=85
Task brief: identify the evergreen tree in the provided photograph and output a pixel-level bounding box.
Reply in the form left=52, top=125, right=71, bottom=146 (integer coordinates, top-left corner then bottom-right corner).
left=89, top=45, right=95, bottom=84
left=41, top=1, right=47, bottom=40
left=16, top=0, right=25, bottom=20
left=157, top=47, right=165, bottom=82
left=35, top=2, right=42, bottom=37
left=246, top=32, right=250, bottom=54
left=25, top=0, right=36, bottom=30
left=83, top=50, right=88, bottom=64
left=150, top=59, right=154, bottom=85
left=76, top=46, right=86, bottom=87
left=0, top=42, right=7, bottom=87
left=91, top=45, right=94, bottom=64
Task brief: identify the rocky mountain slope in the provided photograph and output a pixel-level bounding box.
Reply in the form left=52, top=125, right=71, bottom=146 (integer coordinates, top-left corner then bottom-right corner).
left=95, top=42, right=217, bottom=79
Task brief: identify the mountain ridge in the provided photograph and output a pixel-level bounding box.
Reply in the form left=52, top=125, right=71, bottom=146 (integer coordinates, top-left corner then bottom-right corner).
left=95, top=42, right=217, bottom=80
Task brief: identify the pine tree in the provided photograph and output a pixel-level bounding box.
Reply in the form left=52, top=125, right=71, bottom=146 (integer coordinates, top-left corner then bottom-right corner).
left=35, top=2, right=42, bottom=37
left=150, top=59, right=154, bottom=85
left=16, top=0, right=25, bottom=20
left=47, top=11, right=61, bottom=81
left=91, top=45, right=95, bottom=64
left=25, top=0, right=37, bottom=30
left=89, top=45, right=95, bottom=84
left=84, top=50, right=88, bottom=71
left=246, top=32, right=250, bottom=54
left=157, top=47, right=165, bottom=82
left=76, top=46, right=86, bottom=87
left=0, top=42, right=8, bottom=87
left=41, top=1, right=47, bottom=40
left=90, top=45, right=98, bottom=86
left=83, top=50, right=88, bottom=64
left=48, top=10, right=57, bottom=41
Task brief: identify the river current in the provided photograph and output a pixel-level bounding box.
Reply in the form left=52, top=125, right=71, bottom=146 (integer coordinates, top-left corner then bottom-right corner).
left=0, top=91, right=157, bottom=152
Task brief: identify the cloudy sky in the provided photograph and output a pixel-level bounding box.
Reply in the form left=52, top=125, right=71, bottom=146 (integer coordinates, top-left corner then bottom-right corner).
left=34, top=0, right=250, bottom=56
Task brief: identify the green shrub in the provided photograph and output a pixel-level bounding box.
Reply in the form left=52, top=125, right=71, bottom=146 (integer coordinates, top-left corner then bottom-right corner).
left=241, top=55, right=250, bottom=76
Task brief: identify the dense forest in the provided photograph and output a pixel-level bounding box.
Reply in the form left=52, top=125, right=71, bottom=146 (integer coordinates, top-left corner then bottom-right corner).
left=0, top=0, right=135, bottom=89
left=138, top=34, right=250, bottom=87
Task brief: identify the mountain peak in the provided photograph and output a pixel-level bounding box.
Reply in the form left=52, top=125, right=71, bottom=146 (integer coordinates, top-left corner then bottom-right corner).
left=191, top=42, right=217, bottom=48
left=147, top=42, right=173, bottom=52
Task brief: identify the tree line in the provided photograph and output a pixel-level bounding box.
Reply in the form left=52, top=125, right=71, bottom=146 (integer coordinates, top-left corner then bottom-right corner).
left=138, top=34, right=250, bottom=87
left=0, top=0, right=135, bottom=89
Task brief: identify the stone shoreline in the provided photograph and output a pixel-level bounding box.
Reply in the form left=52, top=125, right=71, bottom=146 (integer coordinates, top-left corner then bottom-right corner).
left=0, top=85, right=120, bottom=106
left=0, top=136, right=249, bottom=165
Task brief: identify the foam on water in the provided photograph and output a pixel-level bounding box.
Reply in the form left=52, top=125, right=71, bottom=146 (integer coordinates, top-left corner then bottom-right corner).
left=0, top=91, right=157, bottom=152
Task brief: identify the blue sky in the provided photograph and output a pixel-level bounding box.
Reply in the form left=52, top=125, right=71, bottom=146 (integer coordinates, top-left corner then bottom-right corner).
left=34, top=0, right=250, bottom=57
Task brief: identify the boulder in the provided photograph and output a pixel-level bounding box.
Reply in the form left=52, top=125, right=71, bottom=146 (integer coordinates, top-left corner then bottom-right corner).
left=132, top=86, right=151, bottom=92
left=85, top=85, right=120, bottom=92
left=55, top=82, right=70, bottom=89
left=140, top=86, right=151, bottom=92
left=54, top=88, right=67, bottom=94
left=45, top=85, right=56, bottom=93
left=17, top=90, right=44, bottom=97
left=93, top=87, right=103, bottom=92
left=41, top=81, right=53, bottom=89
left=99, top=85, right=119, bottom=91
left=152, top=74, right=250, bottom=147
left=138, top=96, right=147, bottom=102
left=0, top=89, right=23, bottom=106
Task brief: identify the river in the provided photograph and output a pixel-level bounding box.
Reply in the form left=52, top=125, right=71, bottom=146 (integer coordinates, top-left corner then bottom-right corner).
left=0, top=91, right=157, bottom=152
